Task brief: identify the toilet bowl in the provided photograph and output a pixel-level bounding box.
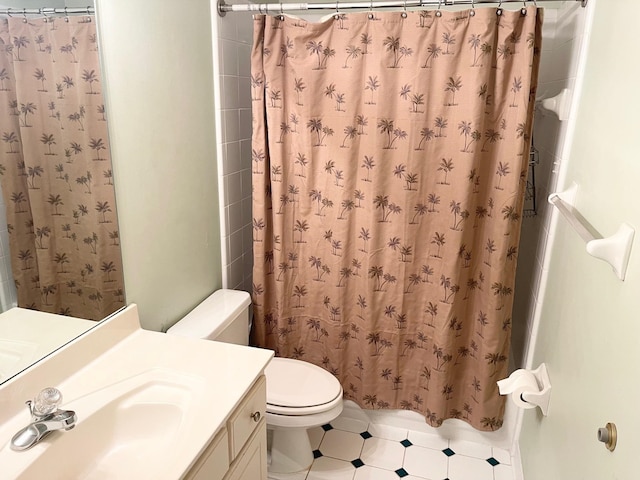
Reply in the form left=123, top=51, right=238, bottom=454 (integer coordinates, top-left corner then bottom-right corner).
left=166, top=289, right=344, bottom=474
left=265, top=357, right=343, bottom=473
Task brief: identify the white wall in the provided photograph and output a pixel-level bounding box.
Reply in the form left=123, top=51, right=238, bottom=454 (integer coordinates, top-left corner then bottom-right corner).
left=96, top=0, right=222, bottom=331
left=213, top=8, right=254, bottom=292
left=519, top=0, right=640, bottom=477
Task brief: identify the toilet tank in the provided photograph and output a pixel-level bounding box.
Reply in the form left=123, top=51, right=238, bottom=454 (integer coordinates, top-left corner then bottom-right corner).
left=166, top=289, right=251, bottom=346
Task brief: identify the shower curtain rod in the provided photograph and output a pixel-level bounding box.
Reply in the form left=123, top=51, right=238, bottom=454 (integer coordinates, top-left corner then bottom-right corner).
left=0, top=7, right=94, bottom=16
left=218, top=0, right=585, bottom=16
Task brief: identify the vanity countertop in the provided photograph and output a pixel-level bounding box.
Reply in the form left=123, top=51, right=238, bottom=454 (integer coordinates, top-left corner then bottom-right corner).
left=0, top=304, right=273, bottom=479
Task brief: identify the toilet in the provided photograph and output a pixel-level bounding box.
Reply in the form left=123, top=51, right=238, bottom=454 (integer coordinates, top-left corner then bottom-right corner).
left=167, top=289, right=343, bottom=474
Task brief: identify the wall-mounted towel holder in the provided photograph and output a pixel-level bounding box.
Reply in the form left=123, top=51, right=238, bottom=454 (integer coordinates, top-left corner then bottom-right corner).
left=537, top=88, right=570, bottom=121
left=548, top=184, right=635, bottom=281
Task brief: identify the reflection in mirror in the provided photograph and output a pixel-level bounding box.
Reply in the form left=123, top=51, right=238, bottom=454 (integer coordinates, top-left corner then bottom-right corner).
left=0, top=307, right=93, bottom=382
left=0, top=2, right=124, bottom=384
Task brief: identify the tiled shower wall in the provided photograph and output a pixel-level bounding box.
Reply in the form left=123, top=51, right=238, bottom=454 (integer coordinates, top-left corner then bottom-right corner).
left=511, top=2, right=590, bottom=368
left=0, top=186, right=17, bottom=311
left=214, top=9, right=255, bottom=291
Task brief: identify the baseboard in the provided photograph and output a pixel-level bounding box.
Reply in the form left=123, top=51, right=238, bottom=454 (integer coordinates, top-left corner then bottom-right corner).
left=511, top=441, right=525, bottom=480
left=340, top=399, right=518, bottom=451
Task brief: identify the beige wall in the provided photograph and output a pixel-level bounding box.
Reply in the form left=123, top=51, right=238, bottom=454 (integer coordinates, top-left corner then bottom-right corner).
left=520, top=0, right=640, bottom=478
left=96, top=0, right=222, bottom=331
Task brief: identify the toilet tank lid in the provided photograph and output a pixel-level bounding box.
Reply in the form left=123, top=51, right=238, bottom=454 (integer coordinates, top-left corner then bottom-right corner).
left=167, top=289, right=250, bottom=339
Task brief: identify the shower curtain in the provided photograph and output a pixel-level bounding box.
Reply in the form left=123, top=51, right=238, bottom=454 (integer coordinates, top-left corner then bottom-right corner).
left=251, top=7, right=541, bottom=430
left=0, top=16, right=124, bottom=320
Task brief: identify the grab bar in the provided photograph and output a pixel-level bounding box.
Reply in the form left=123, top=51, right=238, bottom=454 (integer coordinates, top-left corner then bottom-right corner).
left=548, top=184, right=634, bottom=281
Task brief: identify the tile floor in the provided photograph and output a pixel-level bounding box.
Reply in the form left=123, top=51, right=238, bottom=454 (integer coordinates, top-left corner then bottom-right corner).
left=268, top=413, right=516, bottom=480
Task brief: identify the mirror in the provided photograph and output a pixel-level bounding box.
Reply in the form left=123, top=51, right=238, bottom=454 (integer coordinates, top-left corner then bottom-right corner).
left=0, top=307, right=95, bottom=382
left=0, top=0, right=123, bottom=384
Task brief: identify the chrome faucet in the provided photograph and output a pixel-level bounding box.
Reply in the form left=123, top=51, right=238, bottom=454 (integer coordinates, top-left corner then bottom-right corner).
left=10, top=387, right=77, bottom=451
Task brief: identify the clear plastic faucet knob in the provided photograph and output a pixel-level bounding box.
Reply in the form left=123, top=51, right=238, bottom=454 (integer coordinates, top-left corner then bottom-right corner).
left=33, top=387, right=63, bottom=416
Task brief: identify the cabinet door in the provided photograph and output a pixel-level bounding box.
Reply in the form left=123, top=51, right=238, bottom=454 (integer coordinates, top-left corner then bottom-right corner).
left=228, top=375, right=266, bottom=459
left=183, top=428, right=229, bottom=480
left=225, top=420, right=267, bottom=480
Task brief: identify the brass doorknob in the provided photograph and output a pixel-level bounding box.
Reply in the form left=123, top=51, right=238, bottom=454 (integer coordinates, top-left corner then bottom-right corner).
left=251, top=411, right=261, bottom=422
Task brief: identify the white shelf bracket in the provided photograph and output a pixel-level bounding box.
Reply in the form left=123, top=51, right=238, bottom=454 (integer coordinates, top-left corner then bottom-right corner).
left=549, top=185, right=635, bottom=281
left=537, top=88, right=570, bottom=121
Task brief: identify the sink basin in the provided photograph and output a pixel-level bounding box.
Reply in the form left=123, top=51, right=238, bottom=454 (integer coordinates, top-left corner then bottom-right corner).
left=2, top=369, right=204, bottom=479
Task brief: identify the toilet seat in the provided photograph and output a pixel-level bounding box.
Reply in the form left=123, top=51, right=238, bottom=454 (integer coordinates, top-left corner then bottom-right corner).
left=265, top=357, right=343, bottom=416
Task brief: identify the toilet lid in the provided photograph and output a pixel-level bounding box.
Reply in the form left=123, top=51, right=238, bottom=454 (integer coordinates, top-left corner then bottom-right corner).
left=265, top=357, right=342, bottom=409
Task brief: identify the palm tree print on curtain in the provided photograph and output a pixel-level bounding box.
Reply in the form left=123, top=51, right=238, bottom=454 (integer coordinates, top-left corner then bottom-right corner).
left=251, top=8, right=542, bottom=431
left=0, top=16, right=124, bottom=320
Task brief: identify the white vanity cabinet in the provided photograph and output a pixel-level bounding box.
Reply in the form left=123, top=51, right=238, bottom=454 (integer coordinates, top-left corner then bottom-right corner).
left=0, top=305, right=274, bottom=480
left=184, top=375, right=268, bottom=480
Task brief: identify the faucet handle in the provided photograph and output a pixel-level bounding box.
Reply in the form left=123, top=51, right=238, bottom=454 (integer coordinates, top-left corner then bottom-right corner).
left=32, top=387, right=63, bottom=417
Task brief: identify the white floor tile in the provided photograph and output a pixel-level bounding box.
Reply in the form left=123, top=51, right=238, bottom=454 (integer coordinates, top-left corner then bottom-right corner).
left=448, top=454, right=494, bottom=480
left=448, top=438, right=493, bottom=459
left=403, top=445, right=448, bottom=480
left=493, top=463, right=516, bottom=480
left=360, top=437, right=407, bottom=470
left=307, top=456, right=356, bottom=480
left=491, top=447, right=511, bottom=465
left=368, top=423, right=409, bottom=441
left=353, top=465, right=403, bottom=480
left=406, top=430, right=449, bottom=451
left=332, top=415, right=370, bottom=434
left=284, top=413, right=520, bottom=480
left=319, top=429, right=365, bottom=461
left=308, top=427, right=325, bottom=450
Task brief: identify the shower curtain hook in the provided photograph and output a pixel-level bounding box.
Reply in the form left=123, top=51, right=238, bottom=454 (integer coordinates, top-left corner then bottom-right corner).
left=496, top=1, right=503, bottom=16
left=22, top=8, right=28, bottom=22
left=436, top=0, right=442, bottom=17
left=334, top=1, right=340, bottom=20
left=64, top=6, right=70, bottom=22
left=401, top=0, right=408, bottom=18
left=279, top=2, right=284, bottom=21
left=470, top=0, right=476, bottom=16
left=368, top=0, right=374, bottom=20
left=521, top=1, right=528, bottom=15
left=6, top=8, right=12, bottom=17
